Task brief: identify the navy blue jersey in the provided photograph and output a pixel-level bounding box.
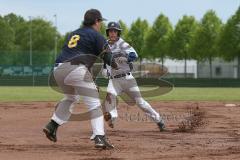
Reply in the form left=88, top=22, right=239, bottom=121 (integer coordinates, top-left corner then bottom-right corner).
left=56, top=27, right=106, bottom=67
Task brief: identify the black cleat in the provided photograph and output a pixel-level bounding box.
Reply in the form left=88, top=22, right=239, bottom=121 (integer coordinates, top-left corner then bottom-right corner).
left=94, top=135, right=114, bottom=149
left=43, top=120, right=59, bottom=142
left=157, top=121, right=165, bottom=132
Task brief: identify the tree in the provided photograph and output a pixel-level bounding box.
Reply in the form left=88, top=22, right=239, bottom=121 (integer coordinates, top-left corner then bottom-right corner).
left=57, top=32, right=70, bottom=50
left=4, top=13, right=27, bottom=51
left=3, top=14, right=59, bottom=65
left=0, top=16, right=15, bottom=64
left=143, top=14, right=172, bottom=67
left=100, top=22, right=107, bottom=37
left=190, top=10, right=222, bottom=78
left=127, top=18, right=149, bottom=58
left=3, top=13, right=31, bottom=64
left=0, top=16, right=14, bottom=51
left=169, top=15, right=198, bottom=78
left=218, top=7, right=240, bottom=78
left=118, top=20, right=129, bottom=40
left=27, top=18, right=57, bottom=65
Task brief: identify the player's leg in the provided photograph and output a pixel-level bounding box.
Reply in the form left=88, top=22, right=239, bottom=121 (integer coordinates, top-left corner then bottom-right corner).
left=70, top=66, right=113, bottom=148
left=44, top=63, right=113, bottom=148
left=43, top=93, right=80, bottom=142
left=135, top=97, right=165, bottom=131
left=103, top=92, right=118, bottom=128
left=102, top=79, right=122, bottom=128
left=124, top=77, right=165, bottom=131
left=51, top=94, right=80, bottom=124
left=43, top=63, right=80, bottom=142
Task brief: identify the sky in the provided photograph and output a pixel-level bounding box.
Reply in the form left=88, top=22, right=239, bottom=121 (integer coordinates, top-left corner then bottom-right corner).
left=0, top=0, right=239, bottom=34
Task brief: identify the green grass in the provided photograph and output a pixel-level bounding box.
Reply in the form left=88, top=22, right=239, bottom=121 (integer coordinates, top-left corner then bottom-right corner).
left=0, top=87, right=239, bottom=102
left=0, top=86, right=63, bottom=102
left=150, top=87, right=240, bottom=101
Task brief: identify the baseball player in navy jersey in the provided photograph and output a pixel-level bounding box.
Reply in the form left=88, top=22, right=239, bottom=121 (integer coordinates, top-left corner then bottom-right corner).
left=102, top=22, right=165, bottom=131
left=43, top=9, right=114, bottom=149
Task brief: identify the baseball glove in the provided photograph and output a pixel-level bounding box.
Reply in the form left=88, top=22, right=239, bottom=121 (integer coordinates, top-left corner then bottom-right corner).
left=102, top=52, right=118, bottom=69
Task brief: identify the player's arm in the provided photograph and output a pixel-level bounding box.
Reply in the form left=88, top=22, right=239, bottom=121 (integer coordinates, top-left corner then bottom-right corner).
left=95, top=34, right=116, bottom=68
left=127, top=51, right=138, bottom=62
left=122, top=42, right=138, bottom=62
left=96, top=33, right=107, bottom=56
left=95, top=34, right=111, bottom=64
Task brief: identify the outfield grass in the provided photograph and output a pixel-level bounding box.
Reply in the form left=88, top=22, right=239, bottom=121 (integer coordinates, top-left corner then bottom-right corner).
left=0, top=86, right=239, bottom=102
left=0, top=86, right=63, bottom=102
left=151, top=87, right=240, bottom=101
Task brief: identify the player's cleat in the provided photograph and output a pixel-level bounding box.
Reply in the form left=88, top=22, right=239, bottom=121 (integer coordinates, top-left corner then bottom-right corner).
left=43, top=120, right=59, bottom=142
left=94, top=135, right=114, bottom=149
left=157, top=121, right=165, bottom=132
left=104, top=112, right=115, bottom=128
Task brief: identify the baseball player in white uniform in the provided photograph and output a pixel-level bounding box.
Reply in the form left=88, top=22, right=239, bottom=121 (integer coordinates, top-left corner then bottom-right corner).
left=102, top=22, right=165, bottom=131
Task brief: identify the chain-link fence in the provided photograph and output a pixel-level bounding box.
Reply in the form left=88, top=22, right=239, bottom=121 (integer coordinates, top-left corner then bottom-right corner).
left=0, top=51, right=55, bottom=66
left=0, top=62, right=240, bottom=86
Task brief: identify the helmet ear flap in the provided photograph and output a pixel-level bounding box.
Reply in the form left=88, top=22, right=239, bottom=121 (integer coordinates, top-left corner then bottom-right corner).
left=117, top=31, right=121, bottom=37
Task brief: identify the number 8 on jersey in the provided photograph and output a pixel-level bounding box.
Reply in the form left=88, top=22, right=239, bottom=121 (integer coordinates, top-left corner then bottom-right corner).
left=68, top=35, right=80, bottom=48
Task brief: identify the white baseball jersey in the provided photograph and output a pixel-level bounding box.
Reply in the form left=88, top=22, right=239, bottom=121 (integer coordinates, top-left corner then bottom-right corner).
left=103, top=38, right=164, bottom=125
left=106, top=38, right=138, bottom=76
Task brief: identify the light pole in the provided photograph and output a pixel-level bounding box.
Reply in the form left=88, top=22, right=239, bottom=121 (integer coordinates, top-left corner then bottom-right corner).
left=54, top=14, right=58, bottom=60
left=29, top=16, right=32, bottom=66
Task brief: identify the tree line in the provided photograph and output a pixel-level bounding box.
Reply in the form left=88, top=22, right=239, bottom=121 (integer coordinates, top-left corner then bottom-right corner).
left=0, top=7, right=240, bottom=77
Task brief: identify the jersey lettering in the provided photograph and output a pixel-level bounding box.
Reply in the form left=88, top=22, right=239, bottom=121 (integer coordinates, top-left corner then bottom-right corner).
left=68, top=35, right=80, bottom=48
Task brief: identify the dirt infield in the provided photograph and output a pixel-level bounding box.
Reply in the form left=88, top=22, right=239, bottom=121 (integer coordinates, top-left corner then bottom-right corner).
left=0, top=101, right=240, bottom=160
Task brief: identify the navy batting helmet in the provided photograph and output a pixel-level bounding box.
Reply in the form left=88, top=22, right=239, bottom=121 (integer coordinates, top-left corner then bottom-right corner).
left=106, top=22, right=122, bottom=36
